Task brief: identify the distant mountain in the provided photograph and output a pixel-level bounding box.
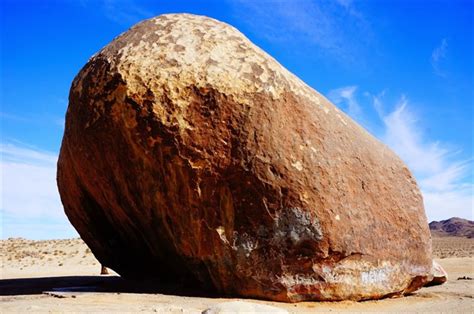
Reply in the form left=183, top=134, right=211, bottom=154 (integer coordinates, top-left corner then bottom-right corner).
left=429, top=217, right=474, bottom=238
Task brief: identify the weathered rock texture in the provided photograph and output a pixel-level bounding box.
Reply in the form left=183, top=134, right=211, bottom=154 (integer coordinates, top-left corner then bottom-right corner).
left=425, top=260, right=448, bottom=287
left=57, top=14, right=433, bottom=302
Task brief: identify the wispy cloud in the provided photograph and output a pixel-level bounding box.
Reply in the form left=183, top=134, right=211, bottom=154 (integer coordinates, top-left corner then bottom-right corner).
left=330, top=86, right=472, bottom=221
left=102, top=0, right=153, bottom=25
left=374, top=94, right=472, bottom=221
left=364, top=90, right=386, bottom=118
left=381, top=96, right=448, bottom=175
left=1, top=111, right=65, bottom=129
left=55, top=117, right=65, bottom=129
left=230, top=0, right=372, bottom=62
left=1, top=142, right=57, bottom=165
left=328, top=86, right=361, bottom=119
left=79, top=0, right=153, bottom=25
left=335, top=0, right=353, bottom=9
left=0, top=141, right=77, bottom=239
left=431, top=38, right=448, bottom=77
left=0, top=112, right=30, bottom=122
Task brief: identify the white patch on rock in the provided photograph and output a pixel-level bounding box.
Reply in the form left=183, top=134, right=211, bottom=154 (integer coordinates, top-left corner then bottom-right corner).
left=291, top=161, right=303, bottom=171
left=336, top=113, right=347, bottom=126
left=279, top=273, right=320, bottom=288
left=320, top=265, right=351, bottom=284
left=360, top=267, right=390, bottom=285
left=231, top=231, right=258, bottom=257
left=216, top=226, right=229, bottom=244
left=319, top=261, right=394, bottom=287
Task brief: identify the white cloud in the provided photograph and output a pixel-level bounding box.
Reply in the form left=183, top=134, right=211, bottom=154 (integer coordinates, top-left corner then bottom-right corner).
left=102, top=0, right=153, bottom=25
left=327, top=86, right=361, bottom=118
left=1, top=142, right=77, bottom=239
left=335, top=0, right=353, bottom=9
left=0, top=112, right=30, bottom=122
left=230, top=0, right=371, bottom=62
left=1, top=111, right=66, bottom=129
left=233, top=0, right=336, bottom=47
left=431, top=38, right=448, bottom=77
left=422, top=187, right=473, bottom=222
left=381, top=96, right=447, bottom=175
left=55, top=117, right=65, bottom=129
left=375, top=95, right=473, bottom=221
left=78, top=0, right=153, bottom=25
left=365, top=90, right=386, bottom=117
left=1, top=142, right=57, bottom=165
left=330, top=86, right=472, bottom=221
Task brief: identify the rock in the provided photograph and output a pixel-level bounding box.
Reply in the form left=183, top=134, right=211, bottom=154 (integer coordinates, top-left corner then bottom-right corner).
left=57, top=13, right=433, bottom=302
left=424, top=260, right=448, bottom=286
left=202, top=301, right=288, bottom=314
left=100, top=265, right=109, bottom=275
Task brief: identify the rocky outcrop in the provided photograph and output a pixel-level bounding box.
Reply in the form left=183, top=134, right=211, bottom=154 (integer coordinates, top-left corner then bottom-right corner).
left=57, top=14, right=433, bottom=302
left=429, top=217, right=474, bottom=238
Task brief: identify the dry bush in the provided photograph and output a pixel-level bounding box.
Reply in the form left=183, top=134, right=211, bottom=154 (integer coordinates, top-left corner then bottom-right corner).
left=13, top=250, right=41, bottom=259
left=432, top=236, right=474, bottom=258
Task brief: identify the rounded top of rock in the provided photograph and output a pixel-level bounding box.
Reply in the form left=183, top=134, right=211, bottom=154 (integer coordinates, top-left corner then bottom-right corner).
left=80, top=13, right=325, bottom=109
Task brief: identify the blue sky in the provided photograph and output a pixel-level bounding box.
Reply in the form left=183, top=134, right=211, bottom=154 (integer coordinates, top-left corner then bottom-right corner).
left=1, top=0, right=472, bottom=239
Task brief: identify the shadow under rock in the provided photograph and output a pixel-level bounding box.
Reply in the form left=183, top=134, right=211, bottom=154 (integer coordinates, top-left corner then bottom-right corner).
left=0, top=275, right=219, bottom=298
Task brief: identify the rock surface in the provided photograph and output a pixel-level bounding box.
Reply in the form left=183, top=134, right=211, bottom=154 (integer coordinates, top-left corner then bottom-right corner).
left=57, top=13, right=432, bottom=302
left=425, top=260, right=448, bottom=287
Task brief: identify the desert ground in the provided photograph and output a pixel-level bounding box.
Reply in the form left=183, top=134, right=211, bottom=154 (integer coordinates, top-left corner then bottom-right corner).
left=1, top=236, right=473, bottom=313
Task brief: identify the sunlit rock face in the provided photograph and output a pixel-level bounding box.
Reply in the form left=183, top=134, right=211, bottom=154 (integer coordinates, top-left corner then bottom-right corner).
left=57, top=14, right=432, bottom=302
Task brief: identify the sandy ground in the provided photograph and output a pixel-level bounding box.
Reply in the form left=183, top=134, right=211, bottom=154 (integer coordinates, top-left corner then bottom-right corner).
left=1, top=237, right=473, bottom=313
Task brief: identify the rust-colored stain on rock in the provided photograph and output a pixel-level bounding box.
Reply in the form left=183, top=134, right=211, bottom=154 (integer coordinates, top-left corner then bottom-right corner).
left=57, top=14, right=433, bottom=302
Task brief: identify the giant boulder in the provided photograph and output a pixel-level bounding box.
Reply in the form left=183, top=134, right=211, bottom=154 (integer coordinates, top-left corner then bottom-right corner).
left=57, top=14, right=432, bottom=302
